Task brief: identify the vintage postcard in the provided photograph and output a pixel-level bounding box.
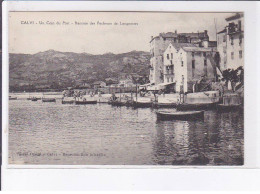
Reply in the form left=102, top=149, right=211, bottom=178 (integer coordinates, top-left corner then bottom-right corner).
left=7, top=11, right=244, bottom=166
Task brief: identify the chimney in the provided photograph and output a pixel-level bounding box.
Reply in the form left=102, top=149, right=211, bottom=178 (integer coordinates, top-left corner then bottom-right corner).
left=204, top=30, right=208, bottom=35
left=175, top=30, right=177, bottom=34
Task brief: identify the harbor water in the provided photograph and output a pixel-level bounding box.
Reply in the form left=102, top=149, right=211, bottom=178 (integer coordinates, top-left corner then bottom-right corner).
left=9, top=94, right=244, bottom=165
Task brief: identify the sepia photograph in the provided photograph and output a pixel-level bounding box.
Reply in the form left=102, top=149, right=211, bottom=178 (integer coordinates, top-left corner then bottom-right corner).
left=8, top=11, right=244, bottom=166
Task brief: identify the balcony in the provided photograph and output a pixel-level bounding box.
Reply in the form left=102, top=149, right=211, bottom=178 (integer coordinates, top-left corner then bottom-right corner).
left=227, top=23, right=243, bottom=35
left=164, top=71, right=174, bottom=76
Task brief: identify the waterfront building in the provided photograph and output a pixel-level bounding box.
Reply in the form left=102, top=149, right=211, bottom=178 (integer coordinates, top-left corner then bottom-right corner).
left=149, top=30, right=212, bottom=85
left=119, top=78, right=134, bottom=87
left=217, top=13, right=244, bottom=70
left=93, top=81, right=106, bottom=89
left=163, top=42, right=217, bottom=93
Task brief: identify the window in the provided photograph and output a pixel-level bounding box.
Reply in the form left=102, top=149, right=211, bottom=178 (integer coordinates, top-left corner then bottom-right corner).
left=181, top=61, right=184, bottom=67
left=223, top=34, right=226, bottom=42
left=239, top=35, right=243, bottom=46
left=192, top=60, right=195, bottom=69
left=203, top=52, right=206, bottom=57
left=204, top=60, right=207, bottom=77
left=231, top=52, right=234, bottom=60
left=192, top=52, right=195, bottom=57
left=167, top=54, right=169, bottom=59
left=231, top=36, right=234, bottom=45
left=238, top=20, right=242, bottom=31
left=163, top=38, right=166, bottom=41
left=167, top=77, right=169, bottom=83
left=171, top=77, right=174, bottom=82
left=239, top=50, right=242, bottom=59
left=170, top=60, right=173, bottom=65
left=171, top=53, right=173, bottom=59
left=192, top=60, right=195, bottom=78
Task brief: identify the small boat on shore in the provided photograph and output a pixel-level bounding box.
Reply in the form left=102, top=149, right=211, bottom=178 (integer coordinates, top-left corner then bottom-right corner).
left=9, top=96, right=17, bottom=100
left=156, top=110, right=204, bottom=121
left=216, top=104, right=242, bottom=112
left=31, top=97, right=38, bottom=101
left=62, top=100, right=75, bottom=104
left=42, top=98, right=56, bottom=102
left=75, top=100, right=97, bottom=105
left=176, top=102, right=217, bottom=111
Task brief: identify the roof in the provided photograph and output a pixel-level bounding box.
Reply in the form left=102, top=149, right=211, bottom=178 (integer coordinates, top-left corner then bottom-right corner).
left=226, top=13, right=244, bottom=21
left=93, top=81, right=105, bottom=85
left=169, top=42, right=197, bottom=50
left=208, top=41, right=217, bottom=47
left=160, top=32, right=178, bottom=38
left=178, top=32, right=208, bottom=38
left=217, top=28, right=227, bottom=34
left=181, top=47, right=217, bottom=52
left=158, top=82, right=176, bottom=86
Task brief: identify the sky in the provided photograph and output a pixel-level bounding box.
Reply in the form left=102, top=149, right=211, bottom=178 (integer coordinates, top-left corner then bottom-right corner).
left=9, top=12, right=235, bottom=54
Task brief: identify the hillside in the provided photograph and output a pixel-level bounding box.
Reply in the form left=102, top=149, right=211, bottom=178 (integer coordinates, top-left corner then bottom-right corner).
left=9, top=50, right=150, bottom=91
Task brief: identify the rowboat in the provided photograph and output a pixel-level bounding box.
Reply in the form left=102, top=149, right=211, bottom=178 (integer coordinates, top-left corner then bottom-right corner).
left=176, top=102, right=217, bottom=111
left=61, top=100, right=75, bottom=104
left=110, top=100, right=125, bottom=106
left=216, top=104, right=242, bottom=112
left=132, top=101, right=152, bottom=108
left=9, top=96, right=17, bottom=100
left=75, top=100, right=97, bottom=105
left=31, top=97, right=38, bottom=101
left=156, top=110, right=204, bottom=121
left=42, top=98, right=56, bottom=102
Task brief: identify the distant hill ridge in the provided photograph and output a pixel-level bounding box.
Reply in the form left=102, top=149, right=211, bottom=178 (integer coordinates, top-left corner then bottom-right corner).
left=9, top=50, right=150, bottom=91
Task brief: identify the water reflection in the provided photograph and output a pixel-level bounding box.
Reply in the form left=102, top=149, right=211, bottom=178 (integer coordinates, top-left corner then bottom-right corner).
left=9, top=100, right=243, bottom=165
left=153, top=111, right=243, bottom=165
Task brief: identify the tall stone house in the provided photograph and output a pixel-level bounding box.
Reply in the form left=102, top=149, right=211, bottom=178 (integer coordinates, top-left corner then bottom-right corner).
left=149, top=30, right=211, bottom=85
left=217, top=13, right=244, bottom=71
left=163, top=42, right=217, bottom=93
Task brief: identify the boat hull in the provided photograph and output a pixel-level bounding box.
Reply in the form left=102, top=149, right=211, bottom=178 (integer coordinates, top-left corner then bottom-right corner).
left=176, top=102, right=217, bottom=111
left=153, top=102, right=177, bottom=108
left=75, top=100, right=97, bottom=105
left=9, top=97, right=17, bottom=100
left=156, top=110, right=204, bottom=121
left=42, top=98, right=56, bottom=102
left=216, top=104, right=242, bottom=112
left=132, top=101, right=152, bottom=108
left=62, top=100, right=75, bottom=104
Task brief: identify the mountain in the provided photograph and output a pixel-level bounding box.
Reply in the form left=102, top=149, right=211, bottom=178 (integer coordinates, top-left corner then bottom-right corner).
left=9, top=50, right=151, bottom=91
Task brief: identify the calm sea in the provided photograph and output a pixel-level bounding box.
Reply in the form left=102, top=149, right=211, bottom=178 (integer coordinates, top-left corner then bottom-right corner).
left=9, top=96, right=244, bottom=165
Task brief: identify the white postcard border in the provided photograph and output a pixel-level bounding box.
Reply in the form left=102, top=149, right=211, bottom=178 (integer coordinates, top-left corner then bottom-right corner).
left=2, top=0, right=260, bottom=190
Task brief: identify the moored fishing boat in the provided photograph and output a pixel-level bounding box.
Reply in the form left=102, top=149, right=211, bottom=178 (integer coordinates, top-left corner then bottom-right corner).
left=132, top=97, right=153, bottom=108
left=216, top=94, right=242, bottom=112
left=9, top=96, right=17, bottom=100
left=176, top=102, right=217, bottom=111
left=62, top=100, right=75, bottom=104
left=75, top=100, right=97, bottom=105
left=132, top=101, right=152, bottom=108
left=31, top=97, right=38, bottom=101
left=216, top=104, right=241, bottom=112
left=110, top=100, right=125, bottom=106
left=42, top=98, right=56, bottom=102
left=153, top=102, right=177, bottom=108
left=156, top=110, right=204, bottom=121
